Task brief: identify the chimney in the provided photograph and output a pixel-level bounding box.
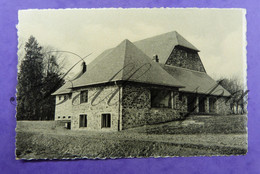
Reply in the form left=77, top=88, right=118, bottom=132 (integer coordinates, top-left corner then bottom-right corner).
left=152, top=55, right=159, bottom=63
left=81, top=62, right=87, bottom=73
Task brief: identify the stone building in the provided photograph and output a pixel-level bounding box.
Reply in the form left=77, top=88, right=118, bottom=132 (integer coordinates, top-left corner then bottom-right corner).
left=52, top=31, right=231, bottom=131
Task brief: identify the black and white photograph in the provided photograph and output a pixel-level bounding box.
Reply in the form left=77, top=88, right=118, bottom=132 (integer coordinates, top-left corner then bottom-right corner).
left=16, top=8, right=247, bottom=159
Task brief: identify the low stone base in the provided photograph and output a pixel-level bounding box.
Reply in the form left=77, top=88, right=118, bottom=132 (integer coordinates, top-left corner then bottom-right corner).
left=55, top=120, right=71, bottom=129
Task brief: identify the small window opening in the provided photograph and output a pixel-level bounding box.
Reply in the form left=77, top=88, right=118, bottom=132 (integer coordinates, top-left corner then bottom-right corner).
left=79, top=114, right=87, bottom=127
left=102, top=114, right=111, bottom=128
left=80, top=90, right=88, bottom=103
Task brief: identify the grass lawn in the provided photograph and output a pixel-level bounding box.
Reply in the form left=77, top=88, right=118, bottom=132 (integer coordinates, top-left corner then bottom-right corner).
left=16, top=115, right=247, bottom=159
left=127, top=115, right=247, bottom=134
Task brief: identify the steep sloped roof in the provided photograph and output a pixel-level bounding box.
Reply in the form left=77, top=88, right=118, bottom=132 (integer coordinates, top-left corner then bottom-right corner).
left=161, top=64, right=231, bottom=96
left=72, top=39, right=184, bottom=88
left=52, top=39, right=184, bottom=95
left=134, top=31, right=199, bottom=64
left=52, top=81, right=73, bottom=95
left=51, top=67, right=86, bottom=95
left=52, top=31, right=227, bottom=97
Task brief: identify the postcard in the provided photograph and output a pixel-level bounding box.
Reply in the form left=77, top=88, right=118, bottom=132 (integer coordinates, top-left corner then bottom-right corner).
left=16, top=8, right=247, bottom=159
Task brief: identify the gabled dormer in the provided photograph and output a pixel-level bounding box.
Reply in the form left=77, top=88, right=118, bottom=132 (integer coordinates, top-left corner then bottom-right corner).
left=134, top=31, right=206, bottom=72
left=166, top=45, right=206, bottom=72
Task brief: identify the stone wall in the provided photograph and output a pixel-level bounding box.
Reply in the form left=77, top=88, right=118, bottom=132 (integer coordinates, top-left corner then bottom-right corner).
left=55, top=94, right=73, bottom=121
left=166, top=46, right=205, bottom=72
left=176, top=93, right=188, bottom=114
left=54, top=83, right=231, bottom=131
left=121, top=84, right=180, bottom=129
left=176, top=93, right=231, bottom=115
left=71, top=85, right=121, bottom=131
left=216, top=97, right=231, bottom=115
left=55, top=84, right=121, bottom=131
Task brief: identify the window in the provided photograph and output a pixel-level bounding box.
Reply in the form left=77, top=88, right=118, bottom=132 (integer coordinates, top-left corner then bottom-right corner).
left=102, top=114, right=111, bottom=128
left=80, top=90, right=88, bottom=103
left=68, top=116, right=71, bottom=119
left=59, top=96, right=62, bottom=100
left=63, top=116, right=66, bottom=119
left=64, top=95, right=67, bottom=100
left=58, top=116, right=60, bottom=119
left=79, top=114, right=87, bottom=127
left=151, top=89, right=172, bottom=108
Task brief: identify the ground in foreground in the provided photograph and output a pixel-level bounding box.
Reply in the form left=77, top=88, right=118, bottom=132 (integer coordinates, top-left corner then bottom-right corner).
left=16, top=115, right=247, bottom=159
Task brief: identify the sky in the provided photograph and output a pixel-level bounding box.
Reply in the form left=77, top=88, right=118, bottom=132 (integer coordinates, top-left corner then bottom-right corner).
left=18, top=8, right=247, bottom=85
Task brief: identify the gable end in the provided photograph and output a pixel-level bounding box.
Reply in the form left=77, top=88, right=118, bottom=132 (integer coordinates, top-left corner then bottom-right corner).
left=165, top=45, right=206, bottom=72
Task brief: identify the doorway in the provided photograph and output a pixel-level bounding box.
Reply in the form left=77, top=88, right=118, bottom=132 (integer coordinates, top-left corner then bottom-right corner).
left=199, top=97, right=206, bottom=113
left=187, top=95, right=197, bottom=113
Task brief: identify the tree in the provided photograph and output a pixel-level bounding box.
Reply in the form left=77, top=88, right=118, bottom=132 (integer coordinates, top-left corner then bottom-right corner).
left=17, top=36, right=44, bottom=120
left=17, top=36, right=65, bottom=120
left=40, top=47, right=65, bottom=120
left=217, top=77, right=247, bottom=114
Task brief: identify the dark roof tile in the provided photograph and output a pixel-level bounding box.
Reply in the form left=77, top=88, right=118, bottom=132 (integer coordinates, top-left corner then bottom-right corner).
left=52, top=39, right=185, bottom=95
left=134, top=31, right=199, bottom=64
left=161, top=64, right=231, bottom=96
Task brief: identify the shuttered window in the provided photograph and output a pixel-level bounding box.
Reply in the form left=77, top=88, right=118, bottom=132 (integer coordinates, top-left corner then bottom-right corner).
left=80, top=90, right=88, bottom=103
left=101, top=114, right=111, bottom=128
left=79, top=114, right=87, bottom=127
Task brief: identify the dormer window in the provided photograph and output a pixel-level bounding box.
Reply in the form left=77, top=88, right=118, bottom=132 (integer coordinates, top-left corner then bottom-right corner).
left=80, top=90, right=88, bottom=103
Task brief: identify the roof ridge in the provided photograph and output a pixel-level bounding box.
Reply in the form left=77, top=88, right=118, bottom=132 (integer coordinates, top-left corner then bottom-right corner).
left=87, top=40, right=128, bottom=75
left=133, top=30, right=177, bottom=42
left=122, top=39, right=130, bottom=79
left=120, top=39, right=185, bottom=88
left=175, top=32, right=200, bottom=51
left=166, top=31, right=178, bottom=64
